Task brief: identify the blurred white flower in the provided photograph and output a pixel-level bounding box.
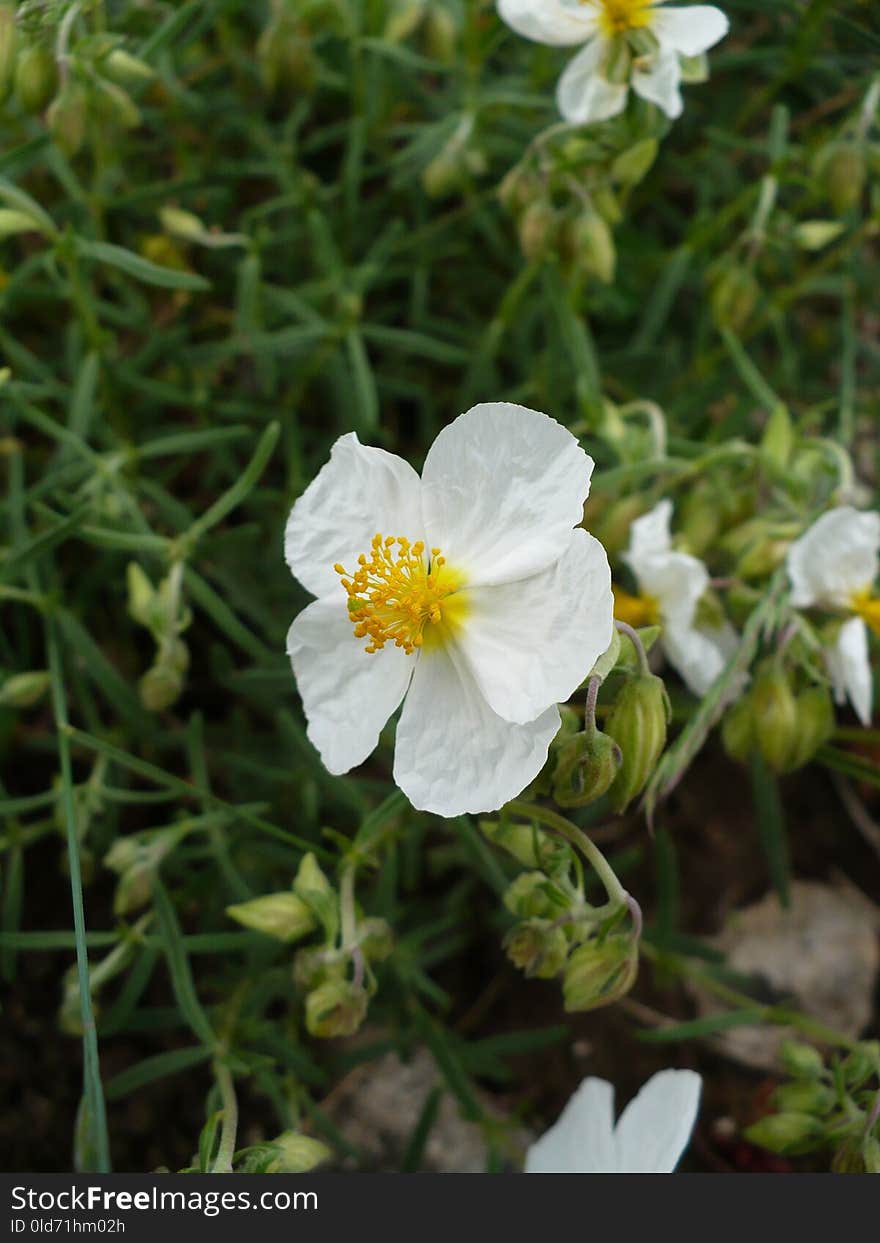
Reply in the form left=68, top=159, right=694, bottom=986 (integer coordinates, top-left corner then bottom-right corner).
left=618, top=499, right=737, bottom=696
left=525, top=1068, right=702, bottom=1173
left=497, top=0, right=729, bottom=124
left=786, top=506, right=880, bottom=726
left=284, top=403, right=613, bottom=817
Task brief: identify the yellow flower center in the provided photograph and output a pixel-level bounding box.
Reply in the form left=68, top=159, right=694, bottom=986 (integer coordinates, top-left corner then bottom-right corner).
left=850, top=588, right=880, bottom=638
left=590, top=0, right=654, bottom=36
left=335, top=533, right=467, bottom=655
left=612, top=585, right=660, bottom=628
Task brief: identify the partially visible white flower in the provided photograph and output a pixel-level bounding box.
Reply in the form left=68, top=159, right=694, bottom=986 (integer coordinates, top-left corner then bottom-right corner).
left=284, top=403, right=614, bottom=818
left=525, top=1069, right=702, bottom=1173
left=497, top=0, right=729, bottom=124
left=786, top=506, right=880, bottom=726
left=618, top=500, right=737, bottom=697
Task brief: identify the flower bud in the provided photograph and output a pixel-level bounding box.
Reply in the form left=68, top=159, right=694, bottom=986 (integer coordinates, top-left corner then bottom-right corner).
left=831, top=1141, right=868, bottom=1174
left=793, top=220, right=846, bottom=251
left=721, top=694, right=756, bottom=765
left=562, top=934, right=638, bottom=1012
left=783, top=685, right=834, bottom=772
left=504, top=919, right=568, bottom=979
left=293, top=852, right=337, bottom=938
left=503, top=872, right=570, bottom=920
left=590, top=183, right=622, bottom=225
left=264, top=1132, right=331, bottom=1174
left=839, top=1041, right=880, bottom=1089
left=103, top=49, right=155, bottom=87
left=744, top=1112, right=824, bottom=1156
left=564, top=210, right=616, bottom=284
left=605, top=674, right=670, bottom=813
left=0, top=207, right=37, bottom=240
left=480, top=819, right=569, bottom=873
left=47, top=83, right=88, bottom=158
left=421, top=151, right=462, bottom=199
left=14, top=44, right=58, bottom=115
left=0, top=670, right=50, bottom=708
left=760, top=404, right=794, bottom=473
left=772, top=1080, right=834, bottom=1116
left=292, top=946, right=345, bottom=992
left=138, top=638, right=189, bottom=711
left=751, top=664, right=798, bottom=773
left=816, top=142, right=866, bottom=215
left=553, top=728, right=622, bottom=808
left=779, top=1040, right=825, bottom=1079
left=0, top=6, right=18, bottom=104
left=226, top=892, right=317, bottom=943
left=517, top=201, right=557, bottom=263
left=611, top=138, right=658, bottom=187
left=305, top=980, right=368, bottom=1038
left=710, top=265, right=760, bottom=334
left=359, top=916, right=394, bottom=962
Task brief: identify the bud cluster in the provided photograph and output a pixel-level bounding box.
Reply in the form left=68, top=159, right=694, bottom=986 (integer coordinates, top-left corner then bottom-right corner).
left=126, top=561, right=192, bottom=712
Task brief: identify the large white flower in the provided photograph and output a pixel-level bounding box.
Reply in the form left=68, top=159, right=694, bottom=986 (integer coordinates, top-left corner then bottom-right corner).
left=786, top=506, right=880, bottom=727
left=284, top=403, right=614, bottom=818
left=525, top=1069, right=702, bottom=1173
left=617, top=499, right=737, bottom=696
left=497, top=0, right=729, bottom=124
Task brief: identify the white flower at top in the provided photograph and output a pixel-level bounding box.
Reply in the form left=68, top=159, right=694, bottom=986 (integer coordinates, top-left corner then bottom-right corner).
left=525, top=1069, right=702, bottom=1173
left=497, top=0, right=729, bottom=125
left=786, top=506, right=880, bottom=727
left=617, top=499, right=737, bottom=697
left=284, top=402, right=614, bottom=818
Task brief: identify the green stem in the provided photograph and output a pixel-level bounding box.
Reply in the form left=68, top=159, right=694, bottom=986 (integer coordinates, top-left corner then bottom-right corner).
left=506, top=801, right=627, bottom=908
left=614, top=619, right=650, bottom=676
left=211, top=1059, right=239, bottom=1174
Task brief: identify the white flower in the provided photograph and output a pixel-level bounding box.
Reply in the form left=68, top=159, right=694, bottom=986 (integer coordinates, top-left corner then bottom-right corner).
left=497, top=0, right=729, bottom=124
left=284, top=402, right=614, bottom=818
left=786, top=506, right=880, bottom=727
left=618, top=500, right=737, bottom=696
left=525, top=1068, right=702, bottom=1173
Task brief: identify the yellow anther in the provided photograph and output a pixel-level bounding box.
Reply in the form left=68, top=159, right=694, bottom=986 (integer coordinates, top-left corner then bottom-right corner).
left=589, top=0, right=653, bottom=37
left=613, top=585, right=660, bottom=629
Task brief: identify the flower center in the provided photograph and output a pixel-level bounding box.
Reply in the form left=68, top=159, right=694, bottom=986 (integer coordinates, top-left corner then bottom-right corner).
left=592, top=0, right=654, bottom=36
left=850, top=588, right=880, bottom=638
left=612, top=585, right=660, bottom=628
left=335, top=533, right=467, bottom=655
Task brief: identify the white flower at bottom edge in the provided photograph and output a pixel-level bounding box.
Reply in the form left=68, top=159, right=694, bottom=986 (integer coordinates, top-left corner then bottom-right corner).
left=525, top=1068, right=702, bottom=1173
left=497, top=0, right=729, bottom=124
left=619, top=499, right=738, bottom=697
left=283, top=402, right=614, bottom=818
left=785, top=505, right=880, bottom=727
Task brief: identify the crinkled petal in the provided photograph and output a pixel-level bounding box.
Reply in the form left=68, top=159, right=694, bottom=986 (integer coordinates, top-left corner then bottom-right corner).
left=284, top=432, right=425, bottom=600
left=662, top=618, right=738, bottom=697
left=393, top=645, right=560, bottom=816
left=652, top=6, right=729, bottom=56
left=525, top=1078, right=618, bottom=1174
left=457, top=530, right=613, bottom=724
left=614, top=1069, right=702, bottom=1173
left=787, top=507, right=880, bottom=609
left=420, top=403, right=595, bottom=587
left=632, top=50, right=684, bottom=118
left=556, top=38, right=629, bottom=125
left=627, top=546, right=709, bottom=635
left=826, top=616, right=873, bottom=727
left=497, top=0, right=598, bottom=47
left=287, top=599, right=414, bottom=775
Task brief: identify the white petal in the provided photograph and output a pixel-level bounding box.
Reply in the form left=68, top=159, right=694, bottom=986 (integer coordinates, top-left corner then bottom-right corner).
left=652, top=6, right=730, bottom=56
left=614, top=1069, right=702, bottom=1173
left=420, top=403, right=595, bottom=587
left=628, top=500, right=673, bottom=560
left=287, top=599, right=414, bottom=775
left=284, top=433, right=425, bottom=600
left=457, top=530, right=613, bottom=724
left=787, top=507, right=880, bottom=609
left=525, top=1078, right=618, bottom=1174
left=556, top=38, right=629, bottom=125
left=662, top=618, right=737, bottom=697
left=632, top=50, right=683, bottom=118
left=826, top=616, right=873, bottom=727
left=392, top=644, right=560, bottom=816
left=627, top=548, right=708, bottom=635
left=497, top=0, right=598, bottom=47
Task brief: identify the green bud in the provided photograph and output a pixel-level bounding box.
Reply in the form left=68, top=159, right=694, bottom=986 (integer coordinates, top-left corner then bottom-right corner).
left=502, top=872, right=570, bottom=920
left=0, top=670, right=50, bottom=708
left=744, top=1112, right=824, bottom=1156
left=264, top=1132, right=332, bottom=1174
left=93, top=77, right=141, bottom=128
left=553, top=729, right=622, bottom=808
left=359, top=916, right=394, bottom=962
left=504, top=919, right=568, bottom=979
left=138, top=642, right=189, bottom=711
left=611, top=138, right=658, bottom=188
left=793, top=220, right=846, bottom=251
left=779, top=1040, right=825, bottom=1079
left=565, top=210, right=616, bottom=284
left=772, top=1081, right=834, bottom=1116
left=605, top=674, right=670, bottom=813
left=226, top=892, right=317, bottom=943
left=751, top=664, right=798, bottom=773
left=840, top=1041, right=880, bottom=1089
left=0, top=7, right=18, bottom=104
left=47, top=83, right=88, bottom=158
left=159, top=205, right=207, bottom=242
left=831, top=1141, right=867, bottom=1174
left=562, top=934, right=638, bottom=1012
left=783, top=685, right=834, bottom=772
left=126, top=562, right=156, bottom=629
left=421, top=151, right=462, bottom=199
left=760, top=404, right=794, bottom=473
left=14, top=44, right=58, bottom=115
left=293, top=946, right=346, bottom=992
left=710, top=265, right=760, bottom=334
left=103, top=49, right=155, bottom=87
left=305, top=979, right=367, bottom=1038
left=590, top=183, right=623, bottom=226
left=721, top=695, right=756, bottom=765
left=816, top=143, right=866, bottom=215
left=422, top=9, right=456, bottom=62
left=293, top=852, right=336, bottom=933
left=517, top=201, right=557, bottom=263
left=480, top=819, right=569, bottom=873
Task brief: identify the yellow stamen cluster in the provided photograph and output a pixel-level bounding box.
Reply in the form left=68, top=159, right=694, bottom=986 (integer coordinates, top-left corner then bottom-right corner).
left=335, top=534, right=461, bottom=655
left=851, top=588, right=880, bottom=638
left=591, top=0, right=654, bottom=36
left=612, top=585, right=660, bottom=629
